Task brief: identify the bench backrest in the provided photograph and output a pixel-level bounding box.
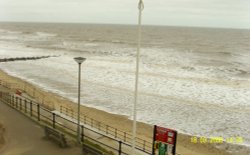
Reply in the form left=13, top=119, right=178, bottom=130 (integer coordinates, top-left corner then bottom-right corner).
left=45, top=126, right=61, bottom=136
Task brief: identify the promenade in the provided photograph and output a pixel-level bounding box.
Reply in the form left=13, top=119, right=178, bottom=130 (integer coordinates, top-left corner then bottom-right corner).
left=0, top=99, right=82, bottom=155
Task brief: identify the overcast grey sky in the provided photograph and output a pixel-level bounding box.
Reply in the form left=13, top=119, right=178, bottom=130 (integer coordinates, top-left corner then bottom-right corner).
left=0, top=0, right=250, bottom=29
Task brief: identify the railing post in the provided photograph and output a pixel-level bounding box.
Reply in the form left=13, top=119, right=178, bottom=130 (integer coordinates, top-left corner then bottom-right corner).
left=15, top=97, right=18, bottom=108
left=11, top=95, right=13, bottom=106
left=115, top=128, right=117, bottom=138
left=124, top=132, right=127, bottom=142
left=24, top=100, right=27, bottom=113
left=37, top=104, right=40, bottom=121
left=52, top=113, right=56, bottom=128
left=98, top=122, right=101, bottom=131
left=84, top=115, right=86, bottom=124
left=19, top=98, right=22, bottom=110
left=106, top=125, right=109, bottom=134
left=10, top=96, right=15, bottom=106
left=118, top=141, right=122, bottom=155
left=81, top=125, right=84, bottom=142
left=12, top=95, right=14, bottom=106
left=71, top=109, right=73, bottom=117
left=65, top=107, right=68, bottom=115
left=8, top=94, right=11, bottom=103
left=30, top=101, right=33, bottom=117
left=10, top=95, right=11, bottom=105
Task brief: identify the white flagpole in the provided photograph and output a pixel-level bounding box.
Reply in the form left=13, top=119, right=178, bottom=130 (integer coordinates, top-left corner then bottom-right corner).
left=132, top=0, right=144, bottom=154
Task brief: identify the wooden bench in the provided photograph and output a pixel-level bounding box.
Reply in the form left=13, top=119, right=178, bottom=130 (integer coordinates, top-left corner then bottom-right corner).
left=82, top=143, right=104, bottom=155
left=44, top=126, right=67, bottom=148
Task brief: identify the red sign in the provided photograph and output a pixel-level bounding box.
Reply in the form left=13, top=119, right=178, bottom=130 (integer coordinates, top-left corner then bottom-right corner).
left=152, top=125, right=177, bottom=155
left=155, top=126, right=176, bottom=144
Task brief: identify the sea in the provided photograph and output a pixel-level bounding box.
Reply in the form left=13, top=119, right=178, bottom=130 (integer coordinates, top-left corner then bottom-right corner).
left=0, top=22, right=250, bottom=152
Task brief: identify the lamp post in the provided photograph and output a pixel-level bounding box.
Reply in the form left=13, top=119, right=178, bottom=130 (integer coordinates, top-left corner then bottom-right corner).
left=74, top=57, right=86, bottom=143
left=132, top=0, right=144, bottom=154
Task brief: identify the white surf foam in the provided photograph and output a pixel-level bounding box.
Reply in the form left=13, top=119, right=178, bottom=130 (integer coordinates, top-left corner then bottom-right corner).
left=0, top=40, right=250, bottom=150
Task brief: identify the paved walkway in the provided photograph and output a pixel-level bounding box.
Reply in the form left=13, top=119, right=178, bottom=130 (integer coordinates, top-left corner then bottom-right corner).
left=0, top=100, right=82, bottom=155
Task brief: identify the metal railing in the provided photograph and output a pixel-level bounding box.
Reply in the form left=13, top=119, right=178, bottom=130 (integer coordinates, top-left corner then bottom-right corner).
left=60, top=106, right=152, bottom=152
left=0, top=91, right=152, bottom=155
left=0, top=79, right=153, bottom=153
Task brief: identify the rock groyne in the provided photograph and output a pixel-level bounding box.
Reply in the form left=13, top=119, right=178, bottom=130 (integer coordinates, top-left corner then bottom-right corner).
left=0, top=55, right=59, bottom=62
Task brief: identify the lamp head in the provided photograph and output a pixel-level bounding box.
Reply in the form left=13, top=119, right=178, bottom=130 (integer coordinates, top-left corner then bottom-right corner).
left=74, top=57, right=86, bottom=64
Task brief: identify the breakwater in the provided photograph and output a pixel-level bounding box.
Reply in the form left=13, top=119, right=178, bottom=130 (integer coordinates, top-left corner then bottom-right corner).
left=0, top=55, right=59, bottom=62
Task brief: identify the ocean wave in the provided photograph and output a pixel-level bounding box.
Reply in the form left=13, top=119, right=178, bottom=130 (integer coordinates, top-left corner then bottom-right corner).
left=36, top=32, right=57, bottom=37
left=111, top=40, right=122, bottom=43
left=84, top=43, right=98, bottom=47
left=0, top=29, right=8, bottom=33
left=6, top=30, right=23, bottom=34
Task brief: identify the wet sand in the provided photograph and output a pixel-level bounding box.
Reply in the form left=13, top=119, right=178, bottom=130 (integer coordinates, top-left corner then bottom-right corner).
left=0, top=70, right=244, bottom=155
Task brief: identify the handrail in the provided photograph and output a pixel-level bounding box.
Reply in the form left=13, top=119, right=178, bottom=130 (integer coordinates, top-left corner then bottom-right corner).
left=60, top=105, right=152, bottom=152
left=0, top=91, right=152, bottom=155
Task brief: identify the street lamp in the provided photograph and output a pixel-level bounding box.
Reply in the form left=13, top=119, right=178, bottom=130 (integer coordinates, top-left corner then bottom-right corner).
left=132, top=0, right=144, bottom=154
left=74, top=57, right=86, bottom=143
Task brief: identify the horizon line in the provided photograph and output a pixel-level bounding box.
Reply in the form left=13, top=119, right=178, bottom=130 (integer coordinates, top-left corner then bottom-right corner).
left=0, top=20, right=249, bottom=31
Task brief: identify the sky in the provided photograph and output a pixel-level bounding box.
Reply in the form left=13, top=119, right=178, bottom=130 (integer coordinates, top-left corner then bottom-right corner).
left=0, top=0, right=250, bottom=29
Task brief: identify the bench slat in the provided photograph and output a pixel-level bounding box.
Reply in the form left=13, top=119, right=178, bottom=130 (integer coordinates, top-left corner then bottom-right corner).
left=44, top=126, right=67, bottom=148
